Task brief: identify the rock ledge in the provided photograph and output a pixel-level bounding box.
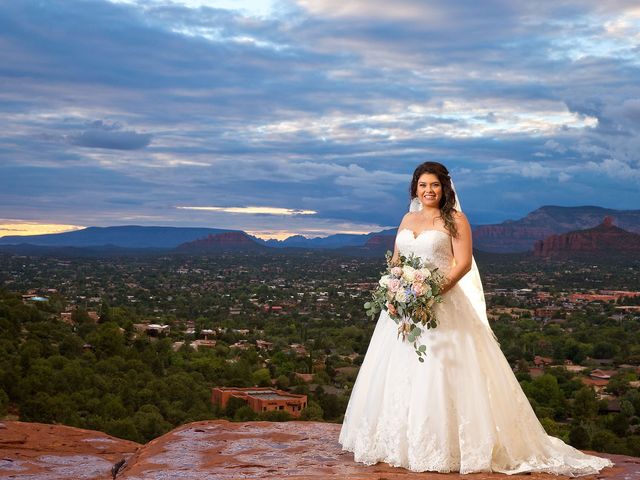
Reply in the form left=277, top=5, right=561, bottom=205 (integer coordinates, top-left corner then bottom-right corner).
left=1, top=420, right=638, bottom=479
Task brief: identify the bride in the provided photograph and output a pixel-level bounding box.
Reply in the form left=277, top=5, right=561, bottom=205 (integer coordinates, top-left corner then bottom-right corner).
left=338, top=161, right=614, bottom=476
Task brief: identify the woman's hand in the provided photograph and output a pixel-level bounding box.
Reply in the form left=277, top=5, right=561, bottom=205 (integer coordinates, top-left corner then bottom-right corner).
left=439, top=276, right=452, bottom=296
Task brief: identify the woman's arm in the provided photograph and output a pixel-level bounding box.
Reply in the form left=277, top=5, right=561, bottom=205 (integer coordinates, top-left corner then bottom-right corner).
left=440, top=210, right=473, bottom=295
left=390, top=213, right=411, bottom=266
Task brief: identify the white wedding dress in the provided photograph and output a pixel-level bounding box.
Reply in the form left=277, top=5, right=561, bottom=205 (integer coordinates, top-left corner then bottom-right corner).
left=338, top=228, right=614, bottom=476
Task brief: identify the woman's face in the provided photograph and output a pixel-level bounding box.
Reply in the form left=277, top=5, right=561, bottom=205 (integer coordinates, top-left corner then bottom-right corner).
left=416, top=173, right=442, bottom=209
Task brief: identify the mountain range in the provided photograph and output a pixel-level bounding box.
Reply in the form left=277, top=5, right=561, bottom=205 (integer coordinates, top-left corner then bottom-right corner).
left=533, top=216, right=640, bottom=258
left=472, top=205, right=640, bottom=253
left=1, top=206, right=639, bottom=256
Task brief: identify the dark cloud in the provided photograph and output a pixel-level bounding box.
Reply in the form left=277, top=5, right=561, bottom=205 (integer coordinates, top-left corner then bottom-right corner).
left=0, top=0, right=638, bottom=236
left=67, top=121, right=152, bottom=150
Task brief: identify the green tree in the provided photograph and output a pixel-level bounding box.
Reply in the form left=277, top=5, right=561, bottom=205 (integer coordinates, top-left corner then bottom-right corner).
left=87, top=322, right=126, bottom=358
left=224, top=396, right=248, bottom=418
left=299, top=400, right=323, bottom=420
left=591, top=429, right=620, bottom=453
left=516, top=358, right=529, bottom=373
left=133, top=405, right=172, bottom=442
left=234, top=405, right=258, bottom=421
left=0, top=388, right=8, bottom=417
left=592, top=342, right=616, bottom=359
left=275, top=374, right=290, bottom=389
left=539, top=417, right=561, bottom=437
left=251, top=368, right=271, bottom=387
left=606, top=372, right=635, bottom=396
left=261, top=410, right=292, bottom=421
left=610, top=413, right=630, bottom=436
left=312, top=370, right=331, bottom=385
left=572, top=387, right=598, bottom=421
left=569, top=424, right=590, bottom=449
left=105, top=418, right=141, bottom=443
left=524, top=374, right=567, bottom=419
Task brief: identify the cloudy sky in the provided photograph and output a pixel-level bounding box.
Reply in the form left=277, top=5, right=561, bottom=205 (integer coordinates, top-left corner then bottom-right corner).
left=1, top=0, right=639, bottom=239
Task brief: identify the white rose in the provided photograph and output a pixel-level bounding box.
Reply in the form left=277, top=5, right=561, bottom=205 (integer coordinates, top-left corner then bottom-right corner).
left=395, top=289, right=408, bottom=303
left=402, top=266, right=416, bottom=283
left=418, top=267, right=432, bottom=279
left=379, top=274, right=390, bottom=288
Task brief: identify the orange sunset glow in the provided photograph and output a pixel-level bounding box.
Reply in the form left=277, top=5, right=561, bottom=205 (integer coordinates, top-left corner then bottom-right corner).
left=0, top=221, right=85, bottom=238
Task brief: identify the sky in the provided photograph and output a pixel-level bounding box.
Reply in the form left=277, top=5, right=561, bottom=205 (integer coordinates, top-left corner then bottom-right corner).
left=1, top=0, right=639, bottom=240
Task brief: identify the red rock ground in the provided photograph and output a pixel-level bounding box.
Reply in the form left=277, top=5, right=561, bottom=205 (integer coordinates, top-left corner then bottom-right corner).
left=1, top=420, right=638, bottom=479
left=0, top=421, right=140, bottom=479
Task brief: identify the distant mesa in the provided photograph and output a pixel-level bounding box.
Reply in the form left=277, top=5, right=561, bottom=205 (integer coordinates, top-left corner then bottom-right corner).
left=533, top=216, right=640, bottom=257
left=175, top=231, right=267, bottom=252
left=473, top=206, right=640, bottom=253
left=0, top=225, right=236, bottom=249
left=1, top=206, right=639, bottom=255
left=362, top=233, right=395, bottom=251
left=263, top=231, right=382, bottom=249
left=264, top=234, right=309, bottom=248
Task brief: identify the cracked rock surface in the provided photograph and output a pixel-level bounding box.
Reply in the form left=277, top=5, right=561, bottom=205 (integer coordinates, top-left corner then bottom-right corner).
left=1, top=420, right=638, bottom=479
left=0, top=421, right=139, bottom=479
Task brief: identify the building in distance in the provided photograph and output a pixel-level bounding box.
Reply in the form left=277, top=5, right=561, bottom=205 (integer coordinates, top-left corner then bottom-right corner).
left=211, top=387, right=307, bottom=417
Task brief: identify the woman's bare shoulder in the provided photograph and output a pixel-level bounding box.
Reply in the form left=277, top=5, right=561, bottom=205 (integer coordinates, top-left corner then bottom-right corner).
left=451, top=209, right=472, bottom=238
left=398, top=211, right=416, bottom=228
left=452, top=208, right=469, bottom=222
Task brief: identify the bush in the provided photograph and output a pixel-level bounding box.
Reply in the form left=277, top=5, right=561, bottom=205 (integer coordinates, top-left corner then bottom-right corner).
left=260, top=410, right=292, bottom=421
left=610, top=413, right=630, bottom=436
left=0, top=388, right=8, bottom=417
left=224, top=396, right=248, bottom=418
left=572, top=387, right=598, bottom=421
left=275, top=374, right=290, bottom=389
left=105, top=418, right=141, bottom=443
left=299, top=400, right=323, bottom=421
left=251, top=368, right=271, bottom=387
left=234, top=405, right=258, bottom=421
left=539, top=417, right=560, bottom=436
left=569, top=425, right=590, bottom=449
left=132, top=404, right=172, bottom=441
left=591, top=430, right=622, bottom=453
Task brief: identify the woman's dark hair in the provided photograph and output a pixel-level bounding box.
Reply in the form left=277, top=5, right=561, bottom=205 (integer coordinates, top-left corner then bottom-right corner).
left=410, top=161, right=459, bottom=238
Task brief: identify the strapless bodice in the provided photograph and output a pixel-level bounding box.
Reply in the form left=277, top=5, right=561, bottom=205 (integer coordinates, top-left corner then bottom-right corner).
left=395, top=228, right=454, bottom=275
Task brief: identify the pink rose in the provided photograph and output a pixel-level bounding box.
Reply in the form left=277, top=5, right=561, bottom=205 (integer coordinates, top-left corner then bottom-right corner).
left=388, top=278, right=401, bottom=292
left=412, top=282, right=425, bottom=296
left=391, top=266, right=402, bottom=277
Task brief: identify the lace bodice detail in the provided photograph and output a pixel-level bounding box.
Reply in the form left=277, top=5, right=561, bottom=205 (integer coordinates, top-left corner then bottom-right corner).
left=395, top=228, right=454, bottom=275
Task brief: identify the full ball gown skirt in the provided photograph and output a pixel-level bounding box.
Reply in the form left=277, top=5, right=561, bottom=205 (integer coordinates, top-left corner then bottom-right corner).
left=338, top=228, right=614, bottom=476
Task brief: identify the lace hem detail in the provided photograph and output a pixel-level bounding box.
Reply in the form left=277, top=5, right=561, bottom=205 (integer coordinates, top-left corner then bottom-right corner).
left=339, top=435, right=614, bottom=477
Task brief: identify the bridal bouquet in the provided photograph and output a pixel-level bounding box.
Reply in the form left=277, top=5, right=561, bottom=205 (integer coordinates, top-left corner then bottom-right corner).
left=364, top=250, right=446, bottom=362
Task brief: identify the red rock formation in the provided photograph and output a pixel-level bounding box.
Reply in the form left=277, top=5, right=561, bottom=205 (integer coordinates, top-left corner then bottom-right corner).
left=533, top=217, right=640, bottom=257
left=363, top=234, right=395, bottom=250
left=1, top=419, right=636, bottom=479
left=0, top=420, right=140, bottom=479
left=176, top=231, right=265, bottom=252
left=472, top=206, right=640, bottom=253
